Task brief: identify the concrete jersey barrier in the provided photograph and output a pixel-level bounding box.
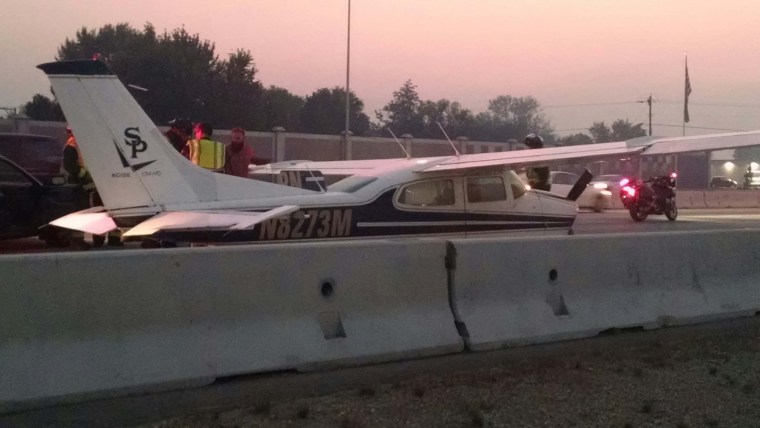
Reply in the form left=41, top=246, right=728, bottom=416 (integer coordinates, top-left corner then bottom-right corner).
left=0, top=240, right=461, bottom=411
left=447, top=230, right=760, bottom=351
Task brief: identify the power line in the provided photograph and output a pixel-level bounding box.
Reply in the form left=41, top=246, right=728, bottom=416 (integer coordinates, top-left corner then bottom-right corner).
left=542, top=101, right=637, bottom=108
left=655, top=100, right=760, bottom=109
left=543, top=100, right=760, bottom=110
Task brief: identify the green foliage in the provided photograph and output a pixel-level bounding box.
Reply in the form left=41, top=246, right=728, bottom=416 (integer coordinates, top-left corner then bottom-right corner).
left=590, top=119, right=646, bottom=143
left=376, top=80, right=478, bottom=140
left=30, top=22, right=645, bottom=146
left=589, top=122, right=613, bottom=143
left=376, top=79, right=424, bottom=136
left=54, top=23, right=263, bottom=129
left=262, top=86, right=305, bottom=131
left=557, top=133, right=593, bottom=146
left=300, top=87, right=370, bottom=136
left=22, top=94, right=64, bottom=121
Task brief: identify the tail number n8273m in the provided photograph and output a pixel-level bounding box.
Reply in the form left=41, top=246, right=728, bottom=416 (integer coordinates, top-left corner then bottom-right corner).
left=258, top=208, right=353, bottom=240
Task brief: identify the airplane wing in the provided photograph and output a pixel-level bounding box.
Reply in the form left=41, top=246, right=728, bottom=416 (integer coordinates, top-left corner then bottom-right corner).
left=417, top=131, right=760, bottom=173
left=49, top=207, right=118, bottom=235
left=416, top=141, right=647, bottom=172
left=122, top=205, right=299, bottom=237
left=642, top=130, right=760, bottom=155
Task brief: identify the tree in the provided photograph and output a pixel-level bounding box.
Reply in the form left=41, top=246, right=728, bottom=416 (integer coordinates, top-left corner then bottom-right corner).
left=418, top=99, right=475, bottom=139
left=376, top=80, right=424, bottom=136
left=589, top=122, right=613, bottom=143
left=31, top=23, right=266, bottom=129
left=557, top=133, right=593, bottom=146
left=206, top=49, right=264, bottom=129
left=21, top=94, right=64, bottom=121
left=610, top=119, right=646, bottom=141
left=589, top=119, right=646, bottom=143
left=261, top=86, right=304, bottom=131
left=486, top=95, right=553, bottom=141
left=300, top=87, right=369, bottom=136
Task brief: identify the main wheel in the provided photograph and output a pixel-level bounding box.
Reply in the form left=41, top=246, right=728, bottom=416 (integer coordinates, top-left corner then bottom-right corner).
left=592, top=195, right=607, bottom=213
left=665, top=198, right=678, bottom=221
left=629, top=202, right=648, bottom=222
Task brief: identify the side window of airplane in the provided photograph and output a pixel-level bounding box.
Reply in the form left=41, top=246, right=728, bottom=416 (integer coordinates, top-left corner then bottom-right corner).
left=467, top=176, right=506, bottom=203
left=398, top=179, right=456, bottom=207
left=506, top=170, right=527, bottom=199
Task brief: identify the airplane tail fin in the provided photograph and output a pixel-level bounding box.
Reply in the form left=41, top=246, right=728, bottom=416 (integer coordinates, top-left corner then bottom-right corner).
left=37, top=60, right=312, bottom=212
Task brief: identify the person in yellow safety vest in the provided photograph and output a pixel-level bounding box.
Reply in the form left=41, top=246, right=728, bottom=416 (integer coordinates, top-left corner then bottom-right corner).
left=62, top=126, right=90, bottom=184
left=188, top=121, right=225, bottom=171
left=61, top=126, right=122, bottom=248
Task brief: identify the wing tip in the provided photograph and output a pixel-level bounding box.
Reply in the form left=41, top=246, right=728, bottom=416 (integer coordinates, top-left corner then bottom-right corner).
left=37, top=60, right=113, bottom=76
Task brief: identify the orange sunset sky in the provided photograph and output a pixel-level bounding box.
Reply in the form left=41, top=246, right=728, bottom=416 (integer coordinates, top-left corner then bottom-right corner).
left=2, top=0, right=759, bottom=137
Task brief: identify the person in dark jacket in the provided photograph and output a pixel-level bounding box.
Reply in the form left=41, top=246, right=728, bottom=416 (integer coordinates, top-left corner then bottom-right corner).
left=165, top=118, right=192, bottom=156
left=524, top=133, right=550, bottom=191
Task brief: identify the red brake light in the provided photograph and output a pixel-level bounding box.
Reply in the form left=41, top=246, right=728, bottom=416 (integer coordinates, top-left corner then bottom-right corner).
left=620, top=178, right=630, bottom=186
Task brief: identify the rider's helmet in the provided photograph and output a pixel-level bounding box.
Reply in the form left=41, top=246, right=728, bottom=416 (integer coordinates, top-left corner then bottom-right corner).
left=524, top=133, right=544, bottom=149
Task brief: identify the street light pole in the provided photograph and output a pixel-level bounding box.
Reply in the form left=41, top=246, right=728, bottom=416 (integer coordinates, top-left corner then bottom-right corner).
left=343, top=0, right=352, bottom=160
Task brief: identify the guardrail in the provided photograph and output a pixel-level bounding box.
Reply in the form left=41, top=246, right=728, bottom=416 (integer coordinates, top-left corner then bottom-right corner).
left=3, top=230, right=760, bottom=412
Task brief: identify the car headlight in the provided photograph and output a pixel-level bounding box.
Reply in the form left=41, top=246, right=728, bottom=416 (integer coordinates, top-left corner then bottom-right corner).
left=593, top=183, right=607, bottom=189
left=600, top=190, right=612, bottom=196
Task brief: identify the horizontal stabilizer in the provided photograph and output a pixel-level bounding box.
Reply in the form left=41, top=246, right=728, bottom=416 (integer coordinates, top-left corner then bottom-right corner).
left=49, top=208, right=118, bottom=235
left=123, top=205, right=300, bottom=237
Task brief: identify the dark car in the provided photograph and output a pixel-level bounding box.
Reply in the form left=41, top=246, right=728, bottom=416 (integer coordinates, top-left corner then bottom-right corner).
left=0, top=133, right=63, bottom=185
left=0, top=155, right=90, bottom=244
left=710, top=176, right=738, bottom=189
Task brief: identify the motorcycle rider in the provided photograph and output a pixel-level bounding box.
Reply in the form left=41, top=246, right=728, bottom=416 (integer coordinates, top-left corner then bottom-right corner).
left=524, top=133, right=550, bottom=191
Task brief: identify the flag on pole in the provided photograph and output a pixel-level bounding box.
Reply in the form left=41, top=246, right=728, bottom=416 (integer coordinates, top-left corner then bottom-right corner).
left=684, top=56, right=692, bottom=123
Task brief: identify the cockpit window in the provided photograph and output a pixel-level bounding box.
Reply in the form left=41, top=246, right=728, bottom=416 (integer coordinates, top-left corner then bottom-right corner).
left=467, top=176, right=506, bottom=203
left=327, top=176, right=377, bottom=193
left=506, top=170, right=527, bottom=199
left=398, top=179, right=455, bottom=206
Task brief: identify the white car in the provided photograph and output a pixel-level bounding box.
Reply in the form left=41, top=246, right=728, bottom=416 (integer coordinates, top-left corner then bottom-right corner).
left=549, top=171, right=612, bottom=212
left=589, top=174, right=627, bottom=195
left=518, top=171, right=612, bottom=212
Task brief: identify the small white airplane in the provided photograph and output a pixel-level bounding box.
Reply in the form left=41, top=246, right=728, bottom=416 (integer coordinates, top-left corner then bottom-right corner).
left=38, top=60, right=760, bottom=244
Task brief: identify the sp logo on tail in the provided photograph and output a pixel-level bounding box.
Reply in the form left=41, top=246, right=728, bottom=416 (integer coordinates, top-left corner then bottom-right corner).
left=113, top=127, right=156, bottom=171
left=124, top=127, right=148, bottom=158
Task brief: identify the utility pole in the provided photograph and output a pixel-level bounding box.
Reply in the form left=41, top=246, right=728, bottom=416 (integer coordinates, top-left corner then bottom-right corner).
left=343, top=0, right=352, bottom=160
left=637, top=95, right=653, bottom=136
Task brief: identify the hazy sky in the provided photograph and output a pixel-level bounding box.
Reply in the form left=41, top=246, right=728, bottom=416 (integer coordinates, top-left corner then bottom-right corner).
left=2, top=0, right=759, bottom=137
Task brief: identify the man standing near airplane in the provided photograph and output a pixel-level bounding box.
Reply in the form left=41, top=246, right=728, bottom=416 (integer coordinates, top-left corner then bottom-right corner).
left=224, top=127, right=268, bottom=177
left=524, top=133, right=550, bottom=191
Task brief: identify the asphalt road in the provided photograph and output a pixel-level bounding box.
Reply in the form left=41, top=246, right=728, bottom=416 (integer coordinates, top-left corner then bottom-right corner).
left=2, top=208, right=760, bottom=255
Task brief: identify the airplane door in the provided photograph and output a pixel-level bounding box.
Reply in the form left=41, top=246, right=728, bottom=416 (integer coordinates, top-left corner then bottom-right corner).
left=464, top=175, right=512, bottom=237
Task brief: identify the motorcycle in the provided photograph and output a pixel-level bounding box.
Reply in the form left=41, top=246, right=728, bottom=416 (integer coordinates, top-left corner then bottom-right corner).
left=619, top=173, right=678, bottom=222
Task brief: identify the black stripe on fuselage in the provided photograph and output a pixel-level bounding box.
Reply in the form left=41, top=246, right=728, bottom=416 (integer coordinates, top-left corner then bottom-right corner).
left=150, top=189, right=574, bottom=243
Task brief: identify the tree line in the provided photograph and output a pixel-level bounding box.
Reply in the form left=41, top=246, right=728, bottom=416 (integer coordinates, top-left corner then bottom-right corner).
left=21, top=23, right=646, bottom=144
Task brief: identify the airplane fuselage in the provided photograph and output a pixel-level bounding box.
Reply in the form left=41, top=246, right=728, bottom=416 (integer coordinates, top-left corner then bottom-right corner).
left=138, top=167, right=577, bottom=244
